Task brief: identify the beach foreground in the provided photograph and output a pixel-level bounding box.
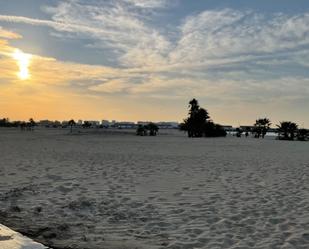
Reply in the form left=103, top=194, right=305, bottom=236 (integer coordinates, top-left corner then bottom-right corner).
left=0, top=128, right=309, bottom=249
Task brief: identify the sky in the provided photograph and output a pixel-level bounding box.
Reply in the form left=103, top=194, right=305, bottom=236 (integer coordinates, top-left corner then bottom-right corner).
left=0, top=0, right=308, bottom=126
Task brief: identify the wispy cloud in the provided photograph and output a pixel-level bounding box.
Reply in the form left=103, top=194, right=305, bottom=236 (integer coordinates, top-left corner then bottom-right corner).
left=170, top=10, right=309, bottom=64
left=122, top=0, right=168, bottom=9
left=0, top=2, right=309, bottom=124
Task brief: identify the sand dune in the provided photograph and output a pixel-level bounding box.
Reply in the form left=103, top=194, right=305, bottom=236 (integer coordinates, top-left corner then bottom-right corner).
left=0, top=128, right=309, bottom=249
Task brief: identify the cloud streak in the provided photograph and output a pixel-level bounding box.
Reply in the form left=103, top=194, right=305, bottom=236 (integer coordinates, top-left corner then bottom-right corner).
left=0, top=2, right=309, bottom=124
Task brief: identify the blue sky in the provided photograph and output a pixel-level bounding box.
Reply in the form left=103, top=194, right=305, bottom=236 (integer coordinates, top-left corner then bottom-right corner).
left=0, top=0, right=308, bottom=126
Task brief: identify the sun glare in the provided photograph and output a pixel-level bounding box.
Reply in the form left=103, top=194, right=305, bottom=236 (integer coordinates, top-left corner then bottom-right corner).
left=12, top=49, right=32, bottom=80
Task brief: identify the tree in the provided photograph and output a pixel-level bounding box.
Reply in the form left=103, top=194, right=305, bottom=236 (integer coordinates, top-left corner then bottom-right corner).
left=136, top=123, right=159, bottom=136
left=277, top=121, right=298, bottom=140
left=68, top=119, right=76, bottom=133
left=136, top=125, right=147, bottom=136
left=29, top=118, right=36, bottom=131
left=188, top=98, right=200, bottom=117
left=146, top=123, right=159, bottom=136
left=182, top=99, right=209, bottom=137
left=253, top=118, right=271, bottom=138
left=180, top=99, right=226, bottom=138
left=0, top=118, right=9, bottom=127
left=204, top=122, right=227, bottom=137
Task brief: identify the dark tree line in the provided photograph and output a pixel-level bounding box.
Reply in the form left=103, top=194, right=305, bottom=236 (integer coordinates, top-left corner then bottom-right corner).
left=0, top=118, right=36, bottom=130
left=238, top=118, right=308, bottom=141
left=0, top=118, right=21, bottom=127
left=179, top=99, right=226, bottom=137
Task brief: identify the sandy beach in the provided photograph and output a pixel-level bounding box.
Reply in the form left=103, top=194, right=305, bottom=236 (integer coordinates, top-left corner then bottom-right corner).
left=0, top=128, right=309, bottom=249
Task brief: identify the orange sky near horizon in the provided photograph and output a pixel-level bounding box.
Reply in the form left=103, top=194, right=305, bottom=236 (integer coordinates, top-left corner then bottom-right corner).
left=0, top=29, right=308, bottom=127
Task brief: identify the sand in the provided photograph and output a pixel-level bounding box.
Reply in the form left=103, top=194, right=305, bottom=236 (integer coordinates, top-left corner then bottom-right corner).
left=0, top=224, right=47, bottom=249
left=0, top=128, right=309, bottom=249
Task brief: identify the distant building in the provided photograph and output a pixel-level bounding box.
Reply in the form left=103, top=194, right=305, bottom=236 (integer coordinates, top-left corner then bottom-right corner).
left=110, top=120, right=117, bottom=127
left=115, top=122, right=136, bottom=129
left=54, top=121, right=61, bottom=127
left=156, top=122, right=179, bottom=129
left=137, top=121, right=150, bottom=126
left=240, top=125, right=255, bottom=131
left=38, top=120, right=54, bottom=127
left=222, top=125, right=234, bottom=131
left=137, top=121, right=179, bottom=129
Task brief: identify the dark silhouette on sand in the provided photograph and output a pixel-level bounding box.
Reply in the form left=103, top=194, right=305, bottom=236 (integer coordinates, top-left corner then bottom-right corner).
left=236, top=128, right=243, bottom=137
left=297, top=128, right=309, bottom=141
left=136, top=123, right=159, bottom=136
left=68, top=119, right=76, bottom=133
left=20, top=118, right=36, bottom=131
left=180, top=99, right=226, bottom=137
left=82, top=121, right=92, bottom=129
left=253, top=118, right=271, bottom=138
left=277, top=121, right=298, bottom=140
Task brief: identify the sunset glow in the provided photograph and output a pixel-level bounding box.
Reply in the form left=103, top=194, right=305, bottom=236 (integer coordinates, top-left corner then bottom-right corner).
left=12, top=49, right=31, bottom=80
left=0, top=1, right=308, bottom=126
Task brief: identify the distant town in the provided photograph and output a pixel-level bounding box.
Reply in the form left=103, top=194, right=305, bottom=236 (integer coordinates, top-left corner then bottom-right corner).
left=34, top=119, right=181, bottom=130
left=0, top=118, right=282, bottom=132
left=30, top=120, right=284, bottom=133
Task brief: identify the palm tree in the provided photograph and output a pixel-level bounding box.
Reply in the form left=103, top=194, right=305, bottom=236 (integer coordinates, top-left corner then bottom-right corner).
left=68, top=119, right=76, bottom=133
left=182, top=99, right=210, bottom=137
left=277, top=121, right=298, bottom=140
left=181, top=99, right=226, bottom=138
left=29, top=118, right=36, bottom=131
left=146, top=123, right=159, bottom=136
left=136, top=125, right=147, bottom=136
left=253, top=118, right=271, bottom=138
left=189, top=98, right=200, bottom=116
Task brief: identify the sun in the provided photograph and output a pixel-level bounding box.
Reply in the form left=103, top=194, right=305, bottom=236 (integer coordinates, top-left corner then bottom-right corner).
left=12, top=49, right=32, bottom=80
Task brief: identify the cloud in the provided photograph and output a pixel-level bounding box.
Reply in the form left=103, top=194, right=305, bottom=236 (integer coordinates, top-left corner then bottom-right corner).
left=0, top=15, right=104, bottom=35
left=1, top=6, right=309, bottom=69
left=0, top=26, right=22, bottom=39
left=0, top=0, right=171, bottom=68
left=169, top=10, right=309, bottom=65
left=0, top=3, right=309, bottom=124
left=122, top=0, right=168, bottom=8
